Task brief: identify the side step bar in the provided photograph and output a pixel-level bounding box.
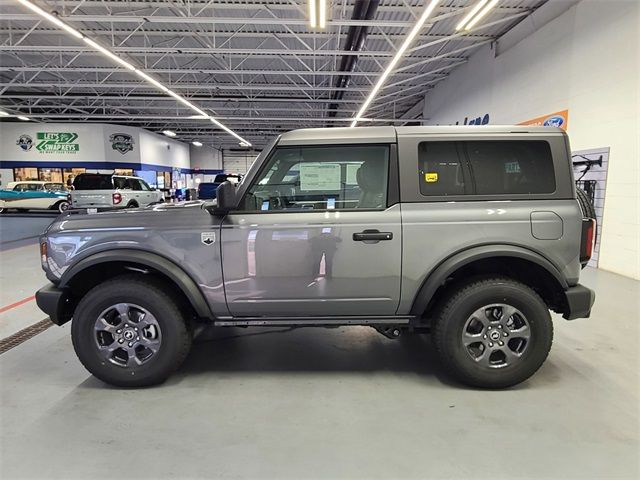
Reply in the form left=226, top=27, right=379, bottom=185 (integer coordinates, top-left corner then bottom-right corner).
left=214, top=316, right=415, bottom=327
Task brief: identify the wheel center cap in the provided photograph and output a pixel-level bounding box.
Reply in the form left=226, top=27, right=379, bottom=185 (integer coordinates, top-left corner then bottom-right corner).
left=489, top=330, right=501, bottom=341
left=123, top=329, right=136, bottom=341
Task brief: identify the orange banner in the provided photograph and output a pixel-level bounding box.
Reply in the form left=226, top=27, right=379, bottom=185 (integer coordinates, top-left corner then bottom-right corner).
left=519, top=110, right=569, bottom=130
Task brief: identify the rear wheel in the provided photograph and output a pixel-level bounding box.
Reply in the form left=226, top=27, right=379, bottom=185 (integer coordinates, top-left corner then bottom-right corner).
left=71, top=275, right=192, bottom=387
left=55, top=200, right=69, bottom=213
left=433, top=277, right=553, bottom=388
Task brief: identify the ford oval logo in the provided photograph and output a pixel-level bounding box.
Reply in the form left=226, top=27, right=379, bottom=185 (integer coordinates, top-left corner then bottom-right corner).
left=544, top=115, right=565, bottom=127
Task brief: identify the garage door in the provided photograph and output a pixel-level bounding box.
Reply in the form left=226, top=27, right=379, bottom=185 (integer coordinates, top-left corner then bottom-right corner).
left=223, top=152, right=259, bottom=175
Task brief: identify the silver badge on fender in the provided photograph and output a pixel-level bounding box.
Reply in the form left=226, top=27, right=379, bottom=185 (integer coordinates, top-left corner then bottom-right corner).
left=201, top=232, right=215, bottom=245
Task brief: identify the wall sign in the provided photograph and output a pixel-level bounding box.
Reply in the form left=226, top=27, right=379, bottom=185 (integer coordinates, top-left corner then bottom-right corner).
left=109, top=133, right=134, bottom=155
left=16, top=134, right=33, bottom=152
left=35, top=132, right=79, bottom=153
left=519, top=110, right=569, bottom=130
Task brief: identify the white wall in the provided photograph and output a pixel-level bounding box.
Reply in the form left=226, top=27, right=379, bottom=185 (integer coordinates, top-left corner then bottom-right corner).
left=138, top=129, right=189, bottom=169
left=190, top=144, right=223, bottom=171
left=423, top=0, right=639, bottom=279
left=0, top=122, right=190, bottom=170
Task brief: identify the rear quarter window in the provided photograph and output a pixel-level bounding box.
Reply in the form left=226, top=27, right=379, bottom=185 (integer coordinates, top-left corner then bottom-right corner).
left=419, top=140, right=556, bottom=196
left=73, top=174, right=113, bottom=190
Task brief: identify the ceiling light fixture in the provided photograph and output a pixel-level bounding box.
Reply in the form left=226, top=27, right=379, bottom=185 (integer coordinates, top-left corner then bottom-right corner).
left=0, top=110, right=9, bottom=116
left=309, top=0, right=317, bottom=28
left=83, top=37, right=135, bottom=71
left=464, top=0, right=499, bottom=31
left=17, top=115, right=30, bottom=121
left=163, top=130, right=177, bottom=138
left=15, top=0, right=252, bottom=146
left=319, top=0, right=327, bottom=29
left=350, top=0, right=440, bottom=128
left=192, top=141, right=203, bottom=147
left=455, top=0, right=488, bottom=31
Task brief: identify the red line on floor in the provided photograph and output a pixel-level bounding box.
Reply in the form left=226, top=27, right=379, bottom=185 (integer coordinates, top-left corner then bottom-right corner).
left=0, top=296, right=35, bottom=314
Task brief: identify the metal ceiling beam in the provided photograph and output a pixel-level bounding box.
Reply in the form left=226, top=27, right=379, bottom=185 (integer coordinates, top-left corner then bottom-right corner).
left=9, top=114, right=413, bottom=123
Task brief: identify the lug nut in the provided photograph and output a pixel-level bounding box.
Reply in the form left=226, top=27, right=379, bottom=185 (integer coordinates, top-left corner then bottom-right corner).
left=498, top=325, right=503, bottom=329
left=483, top=335, right=487, bottom=339
left=118, top=339, right=124, bottom=344
left=489, top=342, right=494, bottom=347
left=503, top=332, right=508, bottom=337
left=499, top=341, right=504, bottom=346
left=128, top=342, right=133, bottom=347
left=136, top=336, right=140, bottom=341
left=116, top=329, right=122, bottom=333
left=134, top=327, right=138, bottom=332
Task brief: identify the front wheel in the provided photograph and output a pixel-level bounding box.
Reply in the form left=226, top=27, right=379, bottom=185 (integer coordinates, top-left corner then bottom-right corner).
left=433, top=277, right=553, bottom=389
left=71, top=275, right=192, bottom=387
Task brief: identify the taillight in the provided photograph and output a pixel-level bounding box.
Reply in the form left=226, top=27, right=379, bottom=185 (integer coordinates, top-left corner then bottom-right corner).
left=580, top=218, right=596, bottom=265
left=112, top=193, right=122, bottom=205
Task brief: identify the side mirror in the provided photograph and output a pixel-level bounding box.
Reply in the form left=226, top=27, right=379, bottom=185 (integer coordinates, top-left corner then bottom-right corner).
left=213, top=181, right=236, bottom=214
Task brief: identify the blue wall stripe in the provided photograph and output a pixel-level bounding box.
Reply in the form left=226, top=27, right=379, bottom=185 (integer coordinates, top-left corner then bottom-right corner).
left=0, top=160, right=222, bottom=175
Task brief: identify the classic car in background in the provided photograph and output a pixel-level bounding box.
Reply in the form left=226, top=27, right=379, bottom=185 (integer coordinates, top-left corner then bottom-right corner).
left=0, top=181, right=69, bottom=213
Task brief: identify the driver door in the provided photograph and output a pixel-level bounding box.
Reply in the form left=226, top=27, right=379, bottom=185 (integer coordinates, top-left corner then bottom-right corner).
left=220, top=144, right=402, bottom=317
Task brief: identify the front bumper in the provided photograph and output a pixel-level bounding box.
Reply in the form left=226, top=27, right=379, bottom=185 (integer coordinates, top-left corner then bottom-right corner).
left=35, top=283, right=73, bottom=325
left=562, top=284, right=596, bottom=320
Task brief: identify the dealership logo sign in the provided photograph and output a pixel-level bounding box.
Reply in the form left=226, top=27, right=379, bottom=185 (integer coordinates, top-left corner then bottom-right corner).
left=36, top=132, right=79, bottom=153
left=16, top=134, right=33, bottom=152
left=109, top=133, right=134, bottom=155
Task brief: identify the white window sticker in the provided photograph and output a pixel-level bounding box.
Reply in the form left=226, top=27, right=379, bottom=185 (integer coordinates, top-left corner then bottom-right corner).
left=299, top=163, right=341, bottom=191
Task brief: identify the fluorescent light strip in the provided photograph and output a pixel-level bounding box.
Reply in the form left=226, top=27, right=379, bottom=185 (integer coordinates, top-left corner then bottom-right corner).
left=319, top=0, right=326, bottom=29
left=16, top=0, right=83, bottom=39
left=465, top=0, right=499, bottom=30
left=309, top=0, right=317, bottom=28
left=192, top=141, right=203, bottom=147
left=0, top=110, right=9, bottom=116
left=455, top=0, right=488, bottom=31
left=163, top=130, right=177, bottom=137
left=84, top=38, right=135, bottom=71
left=350, top=0, right=440, bottom=127
left=15, top=0, right=252, bottom=147
left=18, top=115, right=30, bottom=121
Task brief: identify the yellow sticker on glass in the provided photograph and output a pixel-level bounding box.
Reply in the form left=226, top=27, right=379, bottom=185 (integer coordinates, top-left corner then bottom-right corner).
left=425, top=172, right=438, bottom=183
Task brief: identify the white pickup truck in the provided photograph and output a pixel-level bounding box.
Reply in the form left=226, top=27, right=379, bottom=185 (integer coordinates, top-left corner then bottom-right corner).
left=70, top=173, right=163, bottom=211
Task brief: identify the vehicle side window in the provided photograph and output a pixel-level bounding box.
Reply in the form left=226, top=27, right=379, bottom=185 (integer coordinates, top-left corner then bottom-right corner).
left=12, top=185, right=24, bottom=192
left=138, top=180, right=151, bottom=191
left=113, top=177, right=129, bottom=189
left=418, top=140, right=555, bottom=196
left=241, top=145, right=390, bottom=212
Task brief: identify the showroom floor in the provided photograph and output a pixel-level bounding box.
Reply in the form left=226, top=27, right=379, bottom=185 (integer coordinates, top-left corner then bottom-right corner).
left=1, top=221, right=638, bottom=479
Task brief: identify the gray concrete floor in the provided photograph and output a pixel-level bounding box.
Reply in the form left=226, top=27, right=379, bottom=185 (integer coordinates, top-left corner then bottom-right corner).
left=0, top=239, right=639, bottom=478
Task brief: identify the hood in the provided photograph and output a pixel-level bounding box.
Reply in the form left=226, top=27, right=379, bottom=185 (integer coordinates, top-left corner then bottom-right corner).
left=44, top=201, right=220, bottom=236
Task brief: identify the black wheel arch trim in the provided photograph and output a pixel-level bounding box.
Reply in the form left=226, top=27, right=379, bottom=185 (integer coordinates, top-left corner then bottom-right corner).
left=58, top=249, right=213, bottom=319
left=409, top=244, right=569, bottom=316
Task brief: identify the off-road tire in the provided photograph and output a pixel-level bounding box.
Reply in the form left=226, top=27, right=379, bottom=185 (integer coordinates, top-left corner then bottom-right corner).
left=433, top=277, right=553, bottom=389
left=576, top=187, right=596, bottom=219
left=71, top=275, right=192, bottom=387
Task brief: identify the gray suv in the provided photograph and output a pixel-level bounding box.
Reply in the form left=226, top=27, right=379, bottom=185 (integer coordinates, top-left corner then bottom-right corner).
left=36, top=126, right=596, bottom=388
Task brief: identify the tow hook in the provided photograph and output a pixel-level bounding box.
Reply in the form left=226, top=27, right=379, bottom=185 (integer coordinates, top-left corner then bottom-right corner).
left=375, top=326, right=403, bottom=339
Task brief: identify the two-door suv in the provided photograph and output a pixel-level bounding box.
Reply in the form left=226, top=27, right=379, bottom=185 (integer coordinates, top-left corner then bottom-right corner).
left=36, top=126, right=596, bottom=388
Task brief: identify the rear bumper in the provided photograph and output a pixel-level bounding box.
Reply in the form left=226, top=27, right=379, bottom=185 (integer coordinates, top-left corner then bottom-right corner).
left=35, top=284, right=73, bottom=326
left=562, top=284, right=596, bottom=320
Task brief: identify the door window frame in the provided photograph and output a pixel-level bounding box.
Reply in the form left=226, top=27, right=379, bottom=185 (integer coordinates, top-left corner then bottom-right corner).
left=232, top=143, right=399, bottom=214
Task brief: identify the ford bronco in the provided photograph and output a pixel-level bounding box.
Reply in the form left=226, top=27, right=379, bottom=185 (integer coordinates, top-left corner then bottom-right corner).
left=36, top=126, right=596, bottom=388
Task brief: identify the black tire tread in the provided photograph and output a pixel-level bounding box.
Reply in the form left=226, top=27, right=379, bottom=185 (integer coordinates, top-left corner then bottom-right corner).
left=72, top=274, right=192, bottom=387
left=433, top=276, right=553, bottom=388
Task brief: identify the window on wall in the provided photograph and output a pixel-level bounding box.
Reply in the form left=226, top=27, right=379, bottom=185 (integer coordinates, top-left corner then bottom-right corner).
left=13, top=168, right=39, bottom=181
left=418, top=140, right=556, bottom=197
left=39, top=168, right=63, bottom=183
left=63, top=168, right=85, bottom=188
left=241, top=145, right=390, bottom=212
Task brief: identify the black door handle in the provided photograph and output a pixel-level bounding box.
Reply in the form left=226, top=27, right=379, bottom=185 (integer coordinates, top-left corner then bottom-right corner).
left=353, top=229, right=393, bottom=242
